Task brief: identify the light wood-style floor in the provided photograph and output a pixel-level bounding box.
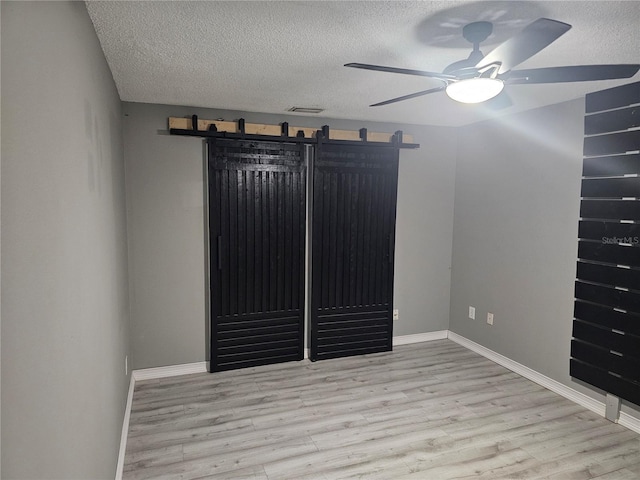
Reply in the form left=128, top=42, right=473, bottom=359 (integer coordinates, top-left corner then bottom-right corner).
left=124, top=340, right=640, bottom=480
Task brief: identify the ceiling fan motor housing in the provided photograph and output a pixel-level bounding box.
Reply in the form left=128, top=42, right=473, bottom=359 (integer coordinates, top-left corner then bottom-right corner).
left=443, top=21, right=493, bottom=75
left=463, top=21, right=493, bottom=44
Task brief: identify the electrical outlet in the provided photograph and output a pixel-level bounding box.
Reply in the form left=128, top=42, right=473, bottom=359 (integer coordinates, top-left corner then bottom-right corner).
left=469, top=306, right=475, bottom=320
left=487, top=312, right=494, bottom=325
left=393, top=309, right=399, bottom=321
left=125, top=355, right=128, bottom=376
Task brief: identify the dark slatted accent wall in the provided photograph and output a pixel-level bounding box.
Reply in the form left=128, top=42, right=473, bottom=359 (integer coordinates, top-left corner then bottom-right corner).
left=571, top=81, right=640, bottom=406
left=208, top=139, right=306, bottom=371
left=310, top=143, right=399, bottom=361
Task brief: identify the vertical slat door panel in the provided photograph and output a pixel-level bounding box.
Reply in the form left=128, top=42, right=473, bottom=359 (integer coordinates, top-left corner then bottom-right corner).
left=208, top=139, right=306, bottom=372
left=311, top=143, right=399, bottom=361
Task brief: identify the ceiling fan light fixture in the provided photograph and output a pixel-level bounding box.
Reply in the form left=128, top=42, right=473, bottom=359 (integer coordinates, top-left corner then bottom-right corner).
left=445, top=78, right=504, bottom=103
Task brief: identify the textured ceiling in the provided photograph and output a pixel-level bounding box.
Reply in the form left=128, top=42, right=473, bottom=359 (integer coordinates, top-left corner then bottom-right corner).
left=86, top=1, right=640, bottom=127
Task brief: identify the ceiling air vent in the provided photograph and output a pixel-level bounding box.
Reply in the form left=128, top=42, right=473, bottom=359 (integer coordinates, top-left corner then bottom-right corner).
left=288, top=107, right=324, bottom=114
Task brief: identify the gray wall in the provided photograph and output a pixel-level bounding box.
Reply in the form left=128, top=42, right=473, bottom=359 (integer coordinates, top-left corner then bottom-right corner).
left=1, top=2, right=130, bottom=478
left=449, top=98, right=640, bottom=420
left=123, top=102, right=457, bottom=369
left=1, top=5, right=637, bottom=479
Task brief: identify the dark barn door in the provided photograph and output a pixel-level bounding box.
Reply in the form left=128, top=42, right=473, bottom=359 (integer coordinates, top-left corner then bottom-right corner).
left=310, top=143, right=399, bottom=361
left=208, top=139, right=306, bottom=372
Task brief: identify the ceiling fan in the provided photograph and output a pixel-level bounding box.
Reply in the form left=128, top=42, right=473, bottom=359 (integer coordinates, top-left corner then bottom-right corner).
left=346, top=18, right=640, bottom=106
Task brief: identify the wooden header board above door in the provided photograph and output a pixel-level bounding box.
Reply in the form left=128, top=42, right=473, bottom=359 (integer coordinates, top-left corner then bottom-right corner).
left=168, top=117, right=414, bottom=144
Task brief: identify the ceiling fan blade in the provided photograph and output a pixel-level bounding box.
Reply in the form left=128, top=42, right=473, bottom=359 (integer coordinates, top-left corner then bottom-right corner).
left=476, top=18, right=571, bottom=74
left=503, top=64, right=640, bottom=84
left=345, top=63, right=456, bottom=81
left=370, top=86, right=445, bottom=107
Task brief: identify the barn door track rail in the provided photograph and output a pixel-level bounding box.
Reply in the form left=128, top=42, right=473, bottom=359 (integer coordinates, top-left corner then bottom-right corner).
left=169, top=116, right=420, bottom=149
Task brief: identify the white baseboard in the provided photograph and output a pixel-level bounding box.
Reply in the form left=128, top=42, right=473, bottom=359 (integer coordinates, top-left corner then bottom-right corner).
left=116, top=362, right=207, bottom=479
left=447, top=331, right=640, bottom=434
left=116, top=330, right=640, bottom=477
left=115, top=374, right=135, bottom=480
left=620, top=411, right=640, bottom=433
left=132, top=361, right=208, bottom=381
left=393, top=330, right=448, bottom=346
left=447, top=331, right=606, bottom=418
